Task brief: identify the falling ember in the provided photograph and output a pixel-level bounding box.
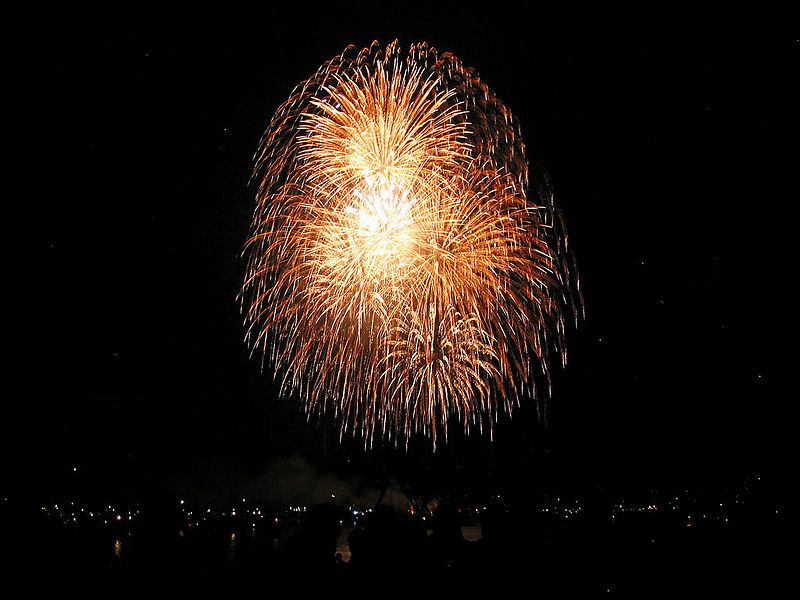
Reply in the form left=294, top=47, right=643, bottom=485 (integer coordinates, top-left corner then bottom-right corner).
left=242, top=41, right=580, bottom=448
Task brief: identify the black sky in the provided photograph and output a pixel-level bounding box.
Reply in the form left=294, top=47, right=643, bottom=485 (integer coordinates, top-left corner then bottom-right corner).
left=6, top=4, right=797, bottom=501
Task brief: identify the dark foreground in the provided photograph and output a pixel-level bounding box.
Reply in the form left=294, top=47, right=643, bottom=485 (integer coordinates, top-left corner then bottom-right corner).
left=0, top=493, right=794, bottom=595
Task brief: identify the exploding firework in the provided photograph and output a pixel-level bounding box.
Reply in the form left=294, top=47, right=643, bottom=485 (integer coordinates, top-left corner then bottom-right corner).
left=242, top=41, right=580, bottom=447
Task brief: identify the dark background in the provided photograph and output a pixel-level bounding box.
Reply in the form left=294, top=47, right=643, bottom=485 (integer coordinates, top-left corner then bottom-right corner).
left=6, top=3, right=797, bottom=504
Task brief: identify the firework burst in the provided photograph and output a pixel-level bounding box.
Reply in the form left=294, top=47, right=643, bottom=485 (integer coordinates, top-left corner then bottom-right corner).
left=242, top=41, right=579, bottom=447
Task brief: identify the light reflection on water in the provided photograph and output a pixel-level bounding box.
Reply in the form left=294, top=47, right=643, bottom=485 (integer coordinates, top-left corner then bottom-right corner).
left=228, top=532, right=237, bottom=563
left=102, top=522, right=325, bottom=566
left=335, top=526, right=352, bottom=563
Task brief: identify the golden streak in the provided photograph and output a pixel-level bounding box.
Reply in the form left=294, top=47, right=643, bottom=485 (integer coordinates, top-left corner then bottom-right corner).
left=242, top=41, right=580, bottom=448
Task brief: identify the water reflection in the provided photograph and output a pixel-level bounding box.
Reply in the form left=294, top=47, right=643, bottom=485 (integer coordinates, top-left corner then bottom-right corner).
left=228, top=532, right=237, bottom=563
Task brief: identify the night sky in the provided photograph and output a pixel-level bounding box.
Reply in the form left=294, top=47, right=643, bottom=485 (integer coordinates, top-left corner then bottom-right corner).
left=7, top=5, right=796, bottom=503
